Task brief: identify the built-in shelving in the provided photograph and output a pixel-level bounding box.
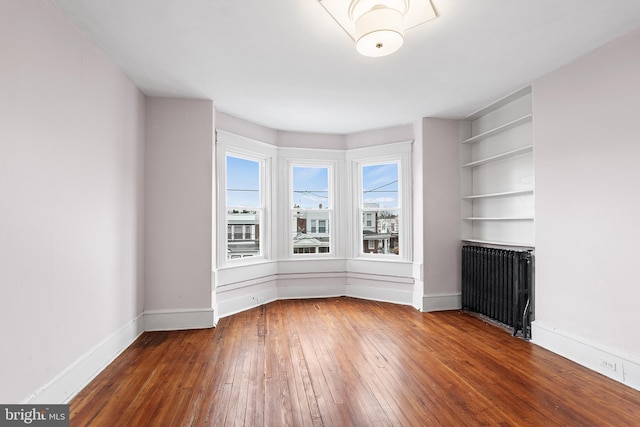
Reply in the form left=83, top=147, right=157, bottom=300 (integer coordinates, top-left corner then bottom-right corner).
left=462, top=238, right=534, bottom=248
left=462, top=189, right=533, bottom=200
left=463, top=217, right=534, bottom=221
left=461, top=146, right=532, bottom=168
left=460, top=87, right=534, bottom=248
left=461, top=114, right=532, bottom=145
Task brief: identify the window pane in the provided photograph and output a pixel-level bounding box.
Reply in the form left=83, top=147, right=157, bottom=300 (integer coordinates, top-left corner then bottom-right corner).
left=227, top=156, right=260, bottom=208
left=291, top=166, right=331, bottom=255
left=361, top=163, right=399, bottom=255
left=292, top=167, right=329, bottom=209
left=292, top=210, right=330, bottom=254
left=227, top=210, right=260, bottom=259
left=362, top=163, right=398, bottom=208
left=362, top=209, right=399, bottom=255
left=227, top=155, right=261, bottom=260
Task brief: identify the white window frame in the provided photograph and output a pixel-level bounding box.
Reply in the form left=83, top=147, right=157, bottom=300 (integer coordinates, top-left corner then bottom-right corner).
left=216, top=131, right=275, bottom=267
left=347, top=142, right=412, bottom=261
left=288, top=161, right=335, bottom=258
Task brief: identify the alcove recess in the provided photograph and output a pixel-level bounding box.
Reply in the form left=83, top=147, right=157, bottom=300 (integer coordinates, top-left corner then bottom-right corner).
left=460, top=87, right=534, bottom=248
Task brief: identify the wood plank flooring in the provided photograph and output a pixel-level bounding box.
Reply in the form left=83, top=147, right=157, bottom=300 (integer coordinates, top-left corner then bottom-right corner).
left=70, top=297, right=640, bottom=426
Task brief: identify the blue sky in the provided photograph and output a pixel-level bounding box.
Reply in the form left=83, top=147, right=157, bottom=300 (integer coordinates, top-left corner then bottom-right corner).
left=362, top=163, right=398, bottom=208
left=226, top=156, right=259, bottom=208
left=227, top=156, right=398, bottom=208
left=293, top=166, right=329, bottom=209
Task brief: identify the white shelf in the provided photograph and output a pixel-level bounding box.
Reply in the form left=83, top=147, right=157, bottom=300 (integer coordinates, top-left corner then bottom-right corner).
left=461, top=145, right=532, bottom=168
left=463, top=217, right=534, bottom=221
left=462, top=189, right=533, bottom=200
left=461, top=114, right=532, bottom=144
left=462, top=238, right=534, bottom=248
left=460, top=88, right=534, bottom=248
left=466, top=86, right=532, bottom=120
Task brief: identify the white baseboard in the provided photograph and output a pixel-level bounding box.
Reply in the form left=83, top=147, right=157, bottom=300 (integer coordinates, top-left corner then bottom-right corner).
left=346, top=284, right=413, bottom=306
left=23, top=314, right=144, bottom=404
left=278, top=272, right=347, bottom=301
left=278, top=286, right=345, bottom=300
left=22, top=308, right=215, bottom=404
left=422, top=292, right=461, bottom=312
left=346, top=272, right=414, bottom=306
left=217, top=291, right=278, bottom=319
left=532, top=321, right=640, bottom=391
left=144, top=308, right=215, bottom=331
left=215, top=271, right=417, bottom=319
left=216, top=275, right=279, bottom=318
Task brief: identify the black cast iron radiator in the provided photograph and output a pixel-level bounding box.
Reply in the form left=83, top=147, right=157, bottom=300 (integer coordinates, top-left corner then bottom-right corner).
left=461, top=245, right=534, bottom=339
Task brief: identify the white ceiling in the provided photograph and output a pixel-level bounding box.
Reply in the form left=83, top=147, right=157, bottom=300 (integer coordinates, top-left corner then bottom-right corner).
left=52, top=0, right=640, bottom=134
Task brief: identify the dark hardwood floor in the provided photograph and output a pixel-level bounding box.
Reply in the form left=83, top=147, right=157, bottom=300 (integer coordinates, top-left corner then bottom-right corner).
left=70, top=297, right=640, bottom=426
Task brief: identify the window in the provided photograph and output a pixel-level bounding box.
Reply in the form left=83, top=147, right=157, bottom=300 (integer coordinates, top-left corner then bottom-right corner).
left=226, top=155, right=262, bottom=260
left=365, top=213, right=373, bottom=227
left=217, top=132, right=410, bottom=270
left=291, top=165, right=332, bottom=255
left=360, top=162, right=400, bottom=256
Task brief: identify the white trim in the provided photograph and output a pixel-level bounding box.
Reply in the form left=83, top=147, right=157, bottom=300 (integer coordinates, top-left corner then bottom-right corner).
left=346, top=258, right=414, bottom=277
left=215, top=269, right=416, bottom=319
left=422, top=293, right=462, bottom=312
left=216, top=133, right=276, bottom=269
left=532, top=321, right=640, bottom=391
left=349, top=145, right=412, bottom=261
left=287, top=161, right=337, bottom=258
left=344, top=140, right=413, bottom=159
left=216, top=129, right=278, bottom=156
left=278, top=279, right=347, bottom=300
left=22, top=314, right=144, bottom=404
left=215, top=260, right=279, bottom=287
left=346, top=283, right=413, bottom=306
left=217, top=293, right=278, bottom=319
left=278, top=146, right=345, bottom=159
left=144, top=308, right=215, bottom=331
left=216, top=275, right=279, bottom=318
left=216, top=273, right=278, bottom=293
left=412, top=262, right=423, bottom=281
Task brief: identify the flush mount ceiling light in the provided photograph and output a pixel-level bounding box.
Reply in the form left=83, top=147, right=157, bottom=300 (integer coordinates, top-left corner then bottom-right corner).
left=318, top=0, right=437, bottom=57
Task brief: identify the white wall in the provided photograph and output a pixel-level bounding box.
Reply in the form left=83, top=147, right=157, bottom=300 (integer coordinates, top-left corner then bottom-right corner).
left=144, top=98, right=214, bottom=324
left=412, top=120, right=426, bottom=308
left=216, top=111, right=278, bottom=146
left=0, top=0, right=145, bottom=402
left=533, top=27, right=640, bottom=388
left=421, top=119, right=462, bottom=311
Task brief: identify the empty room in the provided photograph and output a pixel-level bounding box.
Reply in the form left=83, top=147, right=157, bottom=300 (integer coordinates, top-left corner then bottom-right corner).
left=2, top=0, right=640, bottom=425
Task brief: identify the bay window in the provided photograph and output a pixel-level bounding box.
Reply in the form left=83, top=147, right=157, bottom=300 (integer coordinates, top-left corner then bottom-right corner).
left=216, top=131, right=411, bottom=268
